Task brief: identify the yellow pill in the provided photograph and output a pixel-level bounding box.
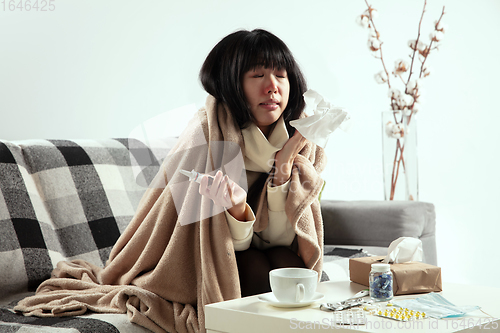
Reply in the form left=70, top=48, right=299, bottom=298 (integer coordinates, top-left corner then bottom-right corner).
left=387, top=303, right=393, bottom=306
left=378, top=310, right=382, bottom=315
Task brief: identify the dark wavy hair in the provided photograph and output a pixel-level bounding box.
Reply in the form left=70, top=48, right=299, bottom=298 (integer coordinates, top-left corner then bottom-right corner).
left=199, top=29, right=307, bottom=136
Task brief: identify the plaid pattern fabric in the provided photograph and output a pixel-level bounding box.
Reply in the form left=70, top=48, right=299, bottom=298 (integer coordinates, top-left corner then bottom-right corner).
left=0, top=295, right=153, bottom=333
left=0, top=138, right=173, bottom=332
left=0, top=305, right=121, bottom=333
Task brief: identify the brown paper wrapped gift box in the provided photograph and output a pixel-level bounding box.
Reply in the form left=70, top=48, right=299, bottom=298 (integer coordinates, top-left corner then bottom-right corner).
left=349, top=256, right=442, bottom=295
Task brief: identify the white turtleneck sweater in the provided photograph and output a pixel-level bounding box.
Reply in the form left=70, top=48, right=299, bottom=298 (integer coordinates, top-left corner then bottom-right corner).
left=224, top=117, right=296, bottom=251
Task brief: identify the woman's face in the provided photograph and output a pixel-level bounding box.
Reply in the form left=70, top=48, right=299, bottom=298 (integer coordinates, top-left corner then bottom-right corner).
left=242, top=66, right=290, bottom=137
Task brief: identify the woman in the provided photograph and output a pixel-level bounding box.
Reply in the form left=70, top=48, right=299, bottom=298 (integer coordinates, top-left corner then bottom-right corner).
left=15, top=29, right=326, bottom=333
left=197, top=28, right=324, bottom=297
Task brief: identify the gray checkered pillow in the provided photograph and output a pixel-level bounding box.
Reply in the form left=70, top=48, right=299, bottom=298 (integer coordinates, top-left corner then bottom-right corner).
left=0, top=138, right=171, bottom=299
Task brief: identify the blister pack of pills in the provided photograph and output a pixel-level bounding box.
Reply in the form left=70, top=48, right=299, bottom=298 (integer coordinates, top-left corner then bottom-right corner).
left=372, top=306, right=427, bottom=321
left=320, top=297, right=369, bottom=311
left=332, top=309, right=367, bottom=325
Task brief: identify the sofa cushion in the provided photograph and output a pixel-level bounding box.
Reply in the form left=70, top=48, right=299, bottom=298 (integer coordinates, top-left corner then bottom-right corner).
left=0, top=138, right=161, bottom=299
left=321, top=200, right=437, bottom=265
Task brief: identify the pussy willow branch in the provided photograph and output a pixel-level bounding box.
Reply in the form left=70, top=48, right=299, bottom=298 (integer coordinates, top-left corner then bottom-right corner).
left=364, top=1, right=445, bottom=200
left=406, top=0, right=427, bottom=96
left=397, top=74, right=406, bottom=86
left=390, top=139, right=401, bottom=199
left=364, top=0, right=408, bottom=199
left=409, top=5, right=446, bottom=124
left=390, top=139, right=406, bottom=200
left=405, top=1, right=445, bottom=124
left=364, top=0, right=391, bottom=90
left=418, top=6, right=446, bottom=80
left=404, top=0, right=428, bottom=125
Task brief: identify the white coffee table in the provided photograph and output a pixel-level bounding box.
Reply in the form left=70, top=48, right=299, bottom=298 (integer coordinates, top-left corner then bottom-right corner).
left=205, top=281, right=499, bottom=332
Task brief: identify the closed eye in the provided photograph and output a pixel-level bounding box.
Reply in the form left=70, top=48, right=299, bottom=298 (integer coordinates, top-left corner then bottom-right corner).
left=275, top=71, right=287, bottom=79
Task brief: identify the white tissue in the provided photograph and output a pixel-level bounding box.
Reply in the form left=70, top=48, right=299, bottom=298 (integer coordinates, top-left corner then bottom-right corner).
left=382, top=237, right=424, bottom=264
left=289, top=90, right=351, bottom=148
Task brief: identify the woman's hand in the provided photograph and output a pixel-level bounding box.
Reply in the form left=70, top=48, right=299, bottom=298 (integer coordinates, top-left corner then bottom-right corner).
left=273, top=130, right=307, bottom=186
left=199, top=170, right=248, bottom=221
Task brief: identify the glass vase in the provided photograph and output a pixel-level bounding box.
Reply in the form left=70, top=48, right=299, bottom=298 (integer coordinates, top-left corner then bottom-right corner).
left=381, top=110, right=419, bottom=201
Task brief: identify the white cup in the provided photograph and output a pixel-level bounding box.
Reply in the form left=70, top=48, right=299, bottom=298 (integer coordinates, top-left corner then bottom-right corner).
left=269, top=268, right=318, bottom=303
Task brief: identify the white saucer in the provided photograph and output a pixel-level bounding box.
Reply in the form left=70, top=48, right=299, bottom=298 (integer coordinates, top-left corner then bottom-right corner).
left=258, top=292, right=325, bottom=308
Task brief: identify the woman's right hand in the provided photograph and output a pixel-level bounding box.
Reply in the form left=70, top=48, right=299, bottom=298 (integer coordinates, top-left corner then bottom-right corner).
left=199, top=170, right=248, bottom=221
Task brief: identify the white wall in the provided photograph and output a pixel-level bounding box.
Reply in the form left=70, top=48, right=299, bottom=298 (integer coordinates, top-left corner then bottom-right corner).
left=1, top=1, right=499, bottom=288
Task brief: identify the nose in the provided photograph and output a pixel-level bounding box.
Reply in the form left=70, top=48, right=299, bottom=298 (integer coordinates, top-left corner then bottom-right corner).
left=265, top=76, right=278, bottom=94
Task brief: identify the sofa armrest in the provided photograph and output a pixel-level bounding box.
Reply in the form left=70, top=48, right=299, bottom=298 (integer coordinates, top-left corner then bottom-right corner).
left=321, top=200, right=437, bottom=265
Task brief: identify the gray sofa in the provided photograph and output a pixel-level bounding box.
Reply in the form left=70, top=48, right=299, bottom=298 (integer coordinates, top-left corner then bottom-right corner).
left=321, top=200, right=437, bottom=266
left=0, top=138, right=436, bottom=332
